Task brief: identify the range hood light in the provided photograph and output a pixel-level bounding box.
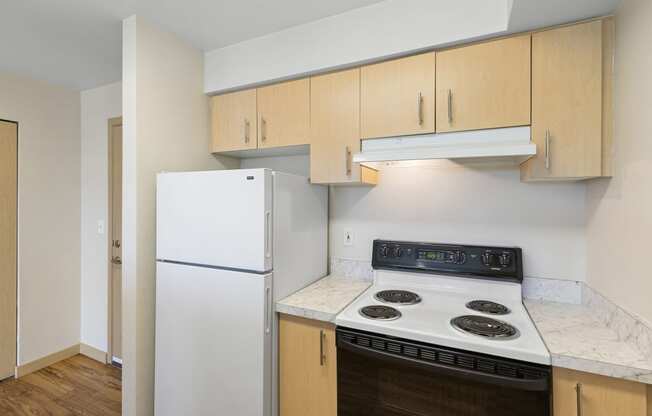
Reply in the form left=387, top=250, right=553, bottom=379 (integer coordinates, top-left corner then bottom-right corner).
left=353, top=126, right=536, bottom=168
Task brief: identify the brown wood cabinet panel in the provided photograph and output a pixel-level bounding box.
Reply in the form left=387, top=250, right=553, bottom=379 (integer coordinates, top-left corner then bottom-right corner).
left=310, top=68, right=376, bottom=185
left=257, top=78, right=310, bottom=149
left=211, top=89, right=257, bottom=152
left=361, top=52, right=435, bottom=138
left=436, top=35, right=531, bottom=132
left=522, top=20, right=604, bottom=180
left=553, top=367, right=647, bottom=416
left=279, top=314, right=336, bottom=416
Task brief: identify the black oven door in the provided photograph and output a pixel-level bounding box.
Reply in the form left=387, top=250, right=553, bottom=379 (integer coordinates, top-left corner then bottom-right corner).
left=337, top=328, right=551, bottom=416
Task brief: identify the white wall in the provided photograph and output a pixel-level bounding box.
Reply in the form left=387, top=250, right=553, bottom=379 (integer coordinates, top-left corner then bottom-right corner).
left=122, top=15, right=237, bottom=416
left=204, top=0, right=510, bottom=93
left=239, top=157, right=588, bottom=282
left=0, top=72, right=81, bottom=365
left=586, top=0, right=652, bottom=324
left=332, top=163, right=587, bottom=281
left=80, top=81, right=121, bottom=353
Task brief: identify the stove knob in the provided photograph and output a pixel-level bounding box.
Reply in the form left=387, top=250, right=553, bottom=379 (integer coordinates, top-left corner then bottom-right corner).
left=499, top=253, right=512, bottom=267
left=456, top=251, right=467, bottom=264
left=379, top=246, right=389, bottom=257
left=482, top=252, right=500, bottom=267
left=392, top=247, right=403, bottom=258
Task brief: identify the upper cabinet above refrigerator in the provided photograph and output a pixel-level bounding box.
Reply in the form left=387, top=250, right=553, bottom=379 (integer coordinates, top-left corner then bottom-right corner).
left=435, top=35, right=532, bottom=133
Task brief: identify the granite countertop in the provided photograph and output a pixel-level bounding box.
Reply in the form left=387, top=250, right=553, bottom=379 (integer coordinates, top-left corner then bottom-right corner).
left=525, top=300, right=652, bottom=384
left=276, top=275, right=371, bottom=323
left=276, top=269, right=652, bottom=384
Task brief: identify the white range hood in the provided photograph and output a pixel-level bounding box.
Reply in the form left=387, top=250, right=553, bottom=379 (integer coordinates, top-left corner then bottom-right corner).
left=353, top=126, right=536, bottom=168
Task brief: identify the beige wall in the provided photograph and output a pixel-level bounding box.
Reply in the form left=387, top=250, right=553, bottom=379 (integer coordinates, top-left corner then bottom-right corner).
left=586, top=0, right=652, bottom=324
left=0, top=72, right=81, bottom=365
left=122, top=15, right=237, bottom=416
left=80, top=81, right=122, bottom=353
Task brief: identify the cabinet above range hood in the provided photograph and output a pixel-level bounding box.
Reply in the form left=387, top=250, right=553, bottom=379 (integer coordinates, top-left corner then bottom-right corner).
left=353, top=126, right=536, bottom=168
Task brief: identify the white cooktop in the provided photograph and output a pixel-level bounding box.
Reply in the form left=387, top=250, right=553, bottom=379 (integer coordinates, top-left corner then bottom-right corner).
left=335, top=269, right=551, bottom=365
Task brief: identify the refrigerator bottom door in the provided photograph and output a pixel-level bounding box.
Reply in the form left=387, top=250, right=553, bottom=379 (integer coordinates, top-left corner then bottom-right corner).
left=155, top=261, right=272, bottom=416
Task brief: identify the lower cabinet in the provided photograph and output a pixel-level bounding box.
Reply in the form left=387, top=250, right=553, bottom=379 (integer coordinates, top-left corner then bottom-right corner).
left=279, top=314, right=337, bottom=416
left=553, top=367, right=648, bottom=416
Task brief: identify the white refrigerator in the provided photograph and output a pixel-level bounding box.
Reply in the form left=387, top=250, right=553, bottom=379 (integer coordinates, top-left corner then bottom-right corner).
left=154, top=169, right=328, bottom=416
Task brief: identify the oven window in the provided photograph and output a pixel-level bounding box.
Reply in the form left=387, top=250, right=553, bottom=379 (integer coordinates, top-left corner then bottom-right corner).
left=338, top=345, right=550, bottom=416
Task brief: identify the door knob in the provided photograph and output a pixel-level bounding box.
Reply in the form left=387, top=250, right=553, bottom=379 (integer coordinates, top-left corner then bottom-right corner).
left=112, top=256, right=122, bottom=265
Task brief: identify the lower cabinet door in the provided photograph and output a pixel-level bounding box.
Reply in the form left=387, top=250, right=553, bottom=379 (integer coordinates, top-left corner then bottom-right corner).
left=279, top=314, right=337, bottom=416
left=553, top=367, right=647, bottom=416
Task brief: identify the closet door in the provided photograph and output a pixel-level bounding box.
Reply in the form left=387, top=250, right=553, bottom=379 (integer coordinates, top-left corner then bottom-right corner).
left=0, top=120, right=17, bottom=380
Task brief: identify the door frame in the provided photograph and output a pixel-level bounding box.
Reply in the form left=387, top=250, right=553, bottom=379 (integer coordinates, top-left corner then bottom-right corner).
left=107, top=116, right=122, bottom=365
left=0, top=119, right=18, bottom=379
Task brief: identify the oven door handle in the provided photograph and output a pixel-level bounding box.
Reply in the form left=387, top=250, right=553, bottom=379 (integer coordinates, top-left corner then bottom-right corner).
left=338, top=337, right=550, bottom=392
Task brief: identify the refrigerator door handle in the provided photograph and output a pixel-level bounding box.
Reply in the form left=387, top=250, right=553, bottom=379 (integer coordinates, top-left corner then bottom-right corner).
left=264, top=211, right=272, bottom=258
left=265, top=286, right=271, bottom=334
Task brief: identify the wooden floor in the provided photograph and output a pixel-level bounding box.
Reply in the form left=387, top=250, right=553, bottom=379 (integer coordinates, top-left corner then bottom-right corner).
left=0, top=354, right=121, bottom=415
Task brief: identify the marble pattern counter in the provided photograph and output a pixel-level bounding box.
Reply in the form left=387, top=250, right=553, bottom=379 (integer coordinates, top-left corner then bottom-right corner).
left=276, top=275, right=371, bottom=323
left=525, top=300, right=652, bottom=384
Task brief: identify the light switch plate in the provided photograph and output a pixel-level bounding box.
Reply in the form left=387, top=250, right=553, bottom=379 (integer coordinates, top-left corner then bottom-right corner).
left=97, top=220, right=105, bottom=235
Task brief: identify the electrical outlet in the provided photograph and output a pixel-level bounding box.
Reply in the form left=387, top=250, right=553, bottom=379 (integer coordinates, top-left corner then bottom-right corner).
left=344, top=230, right=354, bottom=246
left=97, top=220, right=105, bottom=235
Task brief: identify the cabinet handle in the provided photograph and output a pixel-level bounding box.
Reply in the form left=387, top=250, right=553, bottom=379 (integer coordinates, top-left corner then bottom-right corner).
left=575, top=383, right=582, bottom=416
left=244, top=119, right=250, bottom=143
left=319, top=330, right=326, bottom=366
left=261, top=117, right=267, bottom=142
left=447, top=89, right=453, bottom=124
left=545, top=129, right=551, bottom=170
left=417, top=92, right=424, bottom=126
left=345, top=146, right=352, bottom=176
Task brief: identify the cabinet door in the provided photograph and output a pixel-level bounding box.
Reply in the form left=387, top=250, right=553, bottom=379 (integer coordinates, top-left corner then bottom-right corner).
left=361, top=52, right=435, bottom=138
left=279, top=315, right=336, bottom=416
left=257, top=78, right=310, bottom=148
left=521, top=21, right=603, bottom=180
left=436, top=35, right=531, bottom=133
left=310, top=68, right=377, bottom=185
left=210, top=89, right=257, bottom=152
left=553, top=368, right=647, bottom=416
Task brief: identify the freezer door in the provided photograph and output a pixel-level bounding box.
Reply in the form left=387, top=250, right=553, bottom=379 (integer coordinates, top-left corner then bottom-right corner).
left=155, top=262, right=272, bottom=416
left=157, top=169, right=273, bottom=272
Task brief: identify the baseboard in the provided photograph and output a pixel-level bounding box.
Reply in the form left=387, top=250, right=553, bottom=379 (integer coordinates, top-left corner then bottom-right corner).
left=15, top=344, right=80, bottom=378
left=80, top=343, right=108, bottom=364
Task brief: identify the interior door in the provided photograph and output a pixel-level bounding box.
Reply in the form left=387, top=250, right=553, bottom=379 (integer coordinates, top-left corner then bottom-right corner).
left=0, top=121, right=17, bottom=380
left=257, top=78, right=310, bottom=148
left=156, top=169, right=272, bottom=272
left=110, top=119, right=122, bottom=363
left=155, top=261, right=272, bottom=416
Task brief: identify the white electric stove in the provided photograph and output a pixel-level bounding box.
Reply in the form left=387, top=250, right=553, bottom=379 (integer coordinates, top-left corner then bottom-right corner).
left=336, top=268, right=550, bottom=364
left=335, top=240, right=552, bottom=416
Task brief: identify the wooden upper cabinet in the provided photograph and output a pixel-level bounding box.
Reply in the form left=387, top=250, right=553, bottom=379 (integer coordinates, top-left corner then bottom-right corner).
left=210, top=89, right=257, bottom=152
left=521, top=20, right=611, bottom=181
left=257, top=78, right=310, bottom=149
left=436, top=35, right=531, bottom=133
left=310, top=68, right=377, bottom=185
left=280, top=315, right=337, bottom=416
left=553, top=368, right=648, bottom=416
left=361, top=52, right=436, bottom=138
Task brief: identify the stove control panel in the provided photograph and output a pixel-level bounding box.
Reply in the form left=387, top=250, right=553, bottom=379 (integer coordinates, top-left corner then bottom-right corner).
left=372, top=240, right=523, bottom=283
